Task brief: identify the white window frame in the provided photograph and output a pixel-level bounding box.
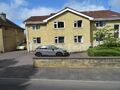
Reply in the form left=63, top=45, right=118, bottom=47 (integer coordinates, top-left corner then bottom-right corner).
left=55, top=36, right=64, bottom=44
left=114, top=24, right=120, bottom=38
left=74, top=36, right=83, bottom=43
left=54, top=21, right=65, bottom=29
left=33, top=37, right=41, bottom=44
left=95, top=21, right=106, bottom=27
left=74, top=20, right=83, bottom=28
left=32, top=24, right=40, bottom=30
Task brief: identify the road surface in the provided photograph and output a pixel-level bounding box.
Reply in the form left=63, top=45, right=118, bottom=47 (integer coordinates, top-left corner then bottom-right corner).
left=0, top=78, right=120, bottom=90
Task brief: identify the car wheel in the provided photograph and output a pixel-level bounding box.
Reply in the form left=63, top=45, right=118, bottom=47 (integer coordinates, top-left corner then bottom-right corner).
left=35, top=52, right=42, bottom=57
left=56, top=52, right=63, bottom=56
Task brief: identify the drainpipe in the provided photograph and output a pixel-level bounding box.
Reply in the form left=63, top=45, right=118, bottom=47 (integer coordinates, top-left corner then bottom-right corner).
left=25, top=24, right=30, bottom=52
left=119, top=24, right=120, bottom=38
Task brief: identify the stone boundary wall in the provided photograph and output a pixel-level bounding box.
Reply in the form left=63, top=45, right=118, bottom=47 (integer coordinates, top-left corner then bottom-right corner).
left=33, top=57, right=120, bottom=68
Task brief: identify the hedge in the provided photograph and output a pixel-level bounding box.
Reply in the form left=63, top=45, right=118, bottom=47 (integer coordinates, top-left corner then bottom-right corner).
left=88, top=47, right=120, bottom=56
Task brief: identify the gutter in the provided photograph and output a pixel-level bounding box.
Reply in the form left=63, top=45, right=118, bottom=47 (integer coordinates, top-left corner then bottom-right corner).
left=93, top=17, right=120, bottom=21
left=25, top=21, right=46, bottom=24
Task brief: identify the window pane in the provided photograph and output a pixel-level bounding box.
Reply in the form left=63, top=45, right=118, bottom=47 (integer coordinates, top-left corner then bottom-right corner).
left=37, top=37, right=41, bottom=43
left=96, top=21, right=106, bottom=27
left=74, top=21, right=77, bottom=27
left=58, top=22, right=64, bottom=28
left=99, top=21, right=103, bottom=27
left=77, top=20, right=82, bottom=27
left=96, top=34, right=104, bottom=41
left=36, top=25, right=40, bottom=29
left=114, top=25, right=119, bottom=30
left=55, top=38, right=57, bottom=43
left=33, top=38, right=37, bottom=43
left=74, top=38, right=77, bottom=42
left=114, top=32, right=119, bottom=38
left=74, top=36, right=77, bottom=42
left=32, top=25, right=36, bottom=30
left=54, top=23, right=57, bottom=28
left=59, top=37, right=64, bottom=43
left=78, top=36, right=82, bottom=42
left=96, top=22, right=99, bottom=27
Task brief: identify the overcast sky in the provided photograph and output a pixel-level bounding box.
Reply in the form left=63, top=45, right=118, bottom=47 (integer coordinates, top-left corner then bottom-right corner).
left=0, top=0, right=120, bottom=28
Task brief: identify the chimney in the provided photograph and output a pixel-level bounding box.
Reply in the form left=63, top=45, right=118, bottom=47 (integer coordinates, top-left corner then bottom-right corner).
left=0, top=13, right=6, bottom=21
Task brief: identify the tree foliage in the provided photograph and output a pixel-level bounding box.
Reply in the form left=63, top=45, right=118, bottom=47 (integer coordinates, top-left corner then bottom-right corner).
left=94, top=26, right=120, bottom=47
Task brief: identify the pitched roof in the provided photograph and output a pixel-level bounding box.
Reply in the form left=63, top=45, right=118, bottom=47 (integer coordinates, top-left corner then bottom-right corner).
left=0, top=17, right=24, bottom=30
left=81, top=10, right=120, bottom=20
left=24, top=13, right=56, bottom=23
left=24, top=7, right=120, bottom=23
left=24, top=15, right=50, bottom=22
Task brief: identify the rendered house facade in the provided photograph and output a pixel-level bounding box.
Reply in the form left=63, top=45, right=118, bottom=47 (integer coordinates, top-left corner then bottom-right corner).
left=25, top=7, right=120, bottom=52
left=0, top=13, right=25, bottom=53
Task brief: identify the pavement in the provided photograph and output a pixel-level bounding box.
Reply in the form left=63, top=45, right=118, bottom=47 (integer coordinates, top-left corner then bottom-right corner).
left=0, top=51, right=120, bottom=81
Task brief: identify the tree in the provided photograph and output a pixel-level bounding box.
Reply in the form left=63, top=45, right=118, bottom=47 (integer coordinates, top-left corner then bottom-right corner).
left=94, top=26, right=119, bottom=47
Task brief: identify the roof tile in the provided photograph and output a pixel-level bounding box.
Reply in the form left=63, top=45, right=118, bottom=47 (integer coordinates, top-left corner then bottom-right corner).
left=25, top=9, right=120, bottom=22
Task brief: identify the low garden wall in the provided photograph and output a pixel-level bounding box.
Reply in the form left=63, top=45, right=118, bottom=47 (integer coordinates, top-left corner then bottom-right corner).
left=33, top=57, right=120, bottom=68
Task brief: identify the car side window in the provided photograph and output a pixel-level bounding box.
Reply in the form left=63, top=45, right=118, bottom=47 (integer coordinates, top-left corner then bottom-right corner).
left=41, top=48, right=47, bottom=50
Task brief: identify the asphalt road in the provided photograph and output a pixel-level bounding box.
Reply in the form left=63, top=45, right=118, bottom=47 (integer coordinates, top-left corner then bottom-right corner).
left=0, top=78, right=120, bottom=90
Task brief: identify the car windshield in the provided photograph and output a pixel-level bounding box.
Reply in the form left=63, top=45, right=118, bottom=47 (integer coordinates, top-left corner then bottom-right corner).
left=18, top=43, right=25, bottom=46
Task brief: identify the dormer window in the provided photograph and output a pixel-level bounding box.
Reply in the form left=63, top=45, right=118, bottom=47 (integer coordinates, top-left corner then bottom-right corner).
left=54, top=21, right=64, bottom=29
left=95, top=21, right=106, bottom=27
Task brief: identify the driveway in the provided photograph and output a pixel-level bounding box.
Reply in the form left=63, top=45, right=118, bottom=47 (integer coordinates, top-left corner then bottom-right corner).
left=0, top=51, right=33, bottom=66
left=0, top=51, right=89, bottom=66
left=0, top=51, right=120, bottom=81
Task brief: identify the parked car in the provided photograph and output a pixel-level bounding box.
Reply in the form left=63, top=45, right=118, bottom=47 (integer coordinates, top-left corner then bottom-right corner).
left=35, top=45, right=70, bottom=57
left=16, top=42, right=27, bottom=50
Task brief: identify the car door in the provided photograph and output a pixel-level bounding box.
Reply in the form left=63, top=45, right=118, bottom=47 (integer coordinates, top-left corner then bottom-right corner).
left=41, top=48, right=48, bottom=55
left=46, top=47, right=55, bottom=56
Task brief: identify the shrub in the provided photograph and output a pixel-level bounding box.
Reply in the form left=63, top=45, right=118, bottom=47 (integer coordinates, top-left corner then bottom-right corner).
left=103, top=38, right=120, bottom=47
left=88, top=47, right=120, bottom=56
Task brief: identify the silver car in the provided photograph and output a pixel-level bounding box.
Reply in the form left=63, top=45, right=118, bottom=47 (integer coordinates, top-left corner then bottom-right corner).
left=35, top=45, right=70, bottom=57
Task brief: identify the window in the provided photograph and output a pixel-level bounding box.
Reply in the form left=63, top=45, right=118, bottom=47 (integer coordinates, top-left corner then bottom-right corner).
left=54, top=21, right=64, bottom=29
left=33, top=37, right=41, bottom=44
left=0, top=24, right=2, bottom=28
left=114, top=24, right=119, bottom=38
left=96, top=34, right=105, bottom=41
left=74, top=20, right=82, bottom=28
left=74, top=36, right=83, bottom=43
left=95, top=21, right=106, bottom=27
left=114, top=24, right=119, bottom=30
left=55, top=36, right=64, bottom=43
left=32, top=25, right=40, bottom=30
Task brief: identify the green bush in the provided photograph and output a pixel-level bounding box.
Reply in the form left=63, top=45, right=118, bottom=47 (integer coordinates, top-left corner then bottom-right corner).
left=88, top=47, right=120, bottom=56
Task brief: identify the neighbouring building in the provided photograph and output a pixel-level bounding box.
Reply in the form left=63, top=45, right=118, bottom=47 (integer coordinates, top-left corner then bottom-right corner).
left=0, top=13, right=25, bottom=53
left=24, top=7, right=120, bottom=52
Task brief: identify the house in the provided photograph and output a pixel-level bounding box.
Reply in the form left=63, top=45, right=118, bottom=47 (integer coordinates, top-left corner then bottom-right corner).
left=0, top=13, right=25, bottom=53
left=24, top=7, right=120, bottom=52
